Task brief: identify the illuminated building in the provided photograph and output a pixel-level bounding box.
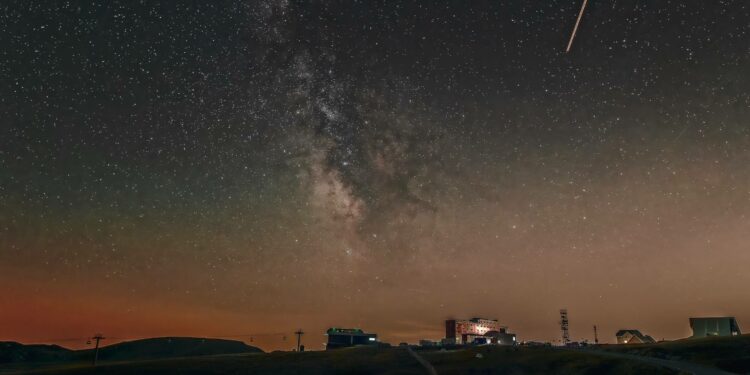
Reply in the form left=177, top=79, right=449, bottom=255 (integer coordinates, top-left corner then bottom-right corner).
left=615, top=330, right=655, bottom=344
left=325, top=328, right=378, bottom=350
left=445, top=318, right=516, bottom=345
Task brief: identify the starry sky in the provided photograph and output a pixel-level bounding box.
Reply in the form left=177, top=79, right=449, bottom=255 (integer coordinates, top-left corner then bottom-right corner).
left=1, top=0, right=749, bottom=350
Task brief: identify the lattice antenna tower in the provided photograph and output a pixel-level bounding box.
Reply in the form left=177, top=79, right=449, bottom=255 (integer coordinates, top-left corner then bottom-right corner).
left=559, top=309, right=570, bottom=345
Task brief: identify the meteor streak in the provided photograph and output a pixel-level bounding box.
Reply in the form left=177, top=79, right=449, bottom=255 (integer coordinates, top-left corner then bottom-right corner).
left=566, top=0, right=589, bottom=52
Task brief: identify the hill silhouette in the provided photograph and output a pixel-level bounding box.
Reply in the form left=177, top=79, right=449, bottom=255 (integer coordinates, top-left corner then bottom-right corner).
left=0, top=342, right=73, bottom=363
left=0, top=337, right=262, bottom=365
left=74, top=337, right=263, bottom=362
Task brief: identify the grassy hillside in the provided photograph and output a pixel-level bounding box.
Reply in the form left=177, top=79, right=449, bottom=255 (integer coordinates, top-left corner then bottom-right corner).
left=71, top=337, right=262, bottom=362
left=598, top=334, right=750, bottom=373
left=20, top=347, right=425, bottom=375
left=11, top=346, right=680, bottom=375
left=420, top=346, right=679, bottom=375
left=0, top=337, right=261, bottom=373
left=0, top=342, right=73, bottom=364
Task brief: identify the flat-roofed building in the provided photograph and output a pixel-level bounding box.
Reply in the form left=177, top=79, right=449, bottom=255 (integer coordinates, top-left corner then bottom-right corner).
left=690, top=317, right=741, bottom=338
left=325, top=328, right=378, bottom=350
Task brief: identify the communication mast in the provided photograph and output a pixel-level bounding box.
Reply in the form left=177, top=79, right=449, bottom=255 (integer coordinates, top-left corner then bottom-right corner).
left=559, top=309, right=570, bottom=345
left=593, top=325, right=599, bottom=345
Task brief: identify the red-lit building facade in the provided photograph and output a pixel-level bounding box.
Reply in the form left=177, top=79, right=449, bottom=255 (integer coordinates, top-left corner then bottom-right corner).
left=445, top=318, right=516, bottom=345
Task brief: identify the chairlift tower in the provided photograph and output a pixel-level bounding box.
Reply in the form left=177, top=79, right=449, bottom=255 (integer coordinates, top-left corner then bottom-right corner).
left=294, top=329, right=304, bottom=352
left=91, top=333, right=105, bottom=366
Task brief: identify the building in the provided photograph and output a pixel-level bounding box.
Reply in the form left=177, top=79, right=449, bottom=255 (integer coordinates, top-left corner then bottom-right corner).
left=690, top=317, right=741, bottom=338
left=419, top=340, right=440, bottom=347
left=441, top=337, right=456, bottom=346
left=445, top=318, right=516, bottom=345
left=615, top=330, right=656, bottom=344
left=325, top=328, right=378, bottom=350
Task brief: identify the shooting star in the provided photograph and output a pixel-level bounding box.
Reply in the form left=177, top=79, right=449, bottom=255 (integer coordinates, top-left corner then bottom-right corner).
left=566, top=0, right=589, bottom=52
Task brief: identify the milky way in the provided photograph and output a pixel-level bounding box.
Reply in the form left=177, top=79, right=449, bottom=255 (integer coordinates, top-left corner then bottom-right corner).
left=1, top=1, right=749, bottom=350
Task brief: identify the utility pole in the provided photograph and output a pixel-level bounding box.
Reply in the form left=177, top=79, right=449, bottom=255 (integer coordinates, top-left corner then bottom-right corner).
left=294, top=329, right=304, bottom=352
left=593, top=325, right=599, bottom=345
left=91, top=333, right=105, bottom=366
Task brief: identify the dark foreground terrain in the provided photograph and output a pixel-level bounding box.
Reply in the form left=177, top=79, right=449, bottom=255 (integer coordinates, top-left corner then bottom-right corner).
left=597, top=334, right=750, bottom=374
left=1, top=345, right=676, bottom=375
left=2, top=335, right=749, bottom=374
left=0, top=337, right=261, bottom=374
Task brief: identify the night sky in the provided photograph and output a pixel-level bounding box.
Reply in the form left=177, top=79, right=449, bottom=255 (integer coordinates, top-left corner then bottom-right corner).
left=2, top=1, right=749, bottom=350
